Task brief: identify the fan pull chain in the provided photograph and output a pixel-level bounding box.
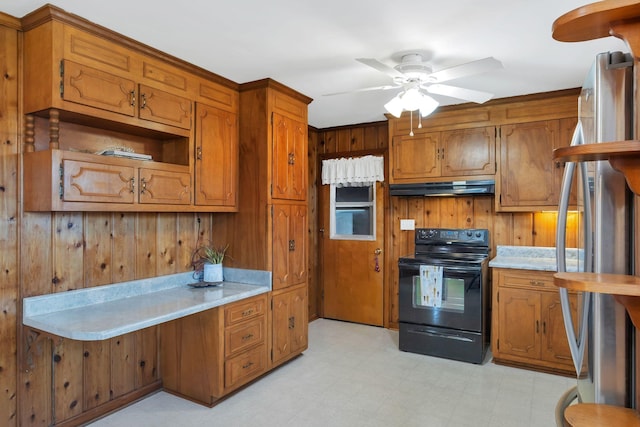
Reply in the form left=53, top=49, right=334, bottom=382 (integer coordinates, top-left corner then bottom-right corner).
left=418, top=112, right=422, bottom=129
left=409, top=110, right=414, bottom=137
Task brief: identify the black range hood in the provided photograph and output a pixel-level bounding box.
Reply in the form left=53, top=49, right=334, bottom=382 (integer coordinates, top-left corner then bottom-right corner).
left=389, top=180, right=495, bottom=197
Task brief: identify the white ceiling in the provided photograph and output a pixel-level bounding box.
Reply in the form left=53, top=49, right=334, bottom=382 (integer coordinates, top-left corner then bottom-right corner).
left=3, top=1, right=628, bottom=129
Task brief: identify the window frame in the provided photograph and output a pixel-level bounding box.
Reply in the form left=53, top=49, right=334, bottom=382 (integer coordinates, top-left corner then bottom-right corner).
left=329, top=183, right=376, bottom=241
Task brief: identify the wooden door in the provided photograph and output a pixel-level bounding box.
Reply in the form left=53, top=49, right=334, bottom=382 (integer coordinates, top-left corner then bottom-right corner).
left=272, top=204, right=307, bottom=290
left=137, top=84, right=192, bottom=129
left=194, top=103, right=238, bottom=207
left=138, top=168, right=191, bottom=205
left=440, top=126, right=496, bottom=177
left=321, top=182, right=384, bottom=326
left=499, top=120, right=560, bottom=208
left=390, top=133, right=439, bottom=182
left=62, top=159, right=135, bottom=203
left=272, top=112, right=307, bottom=200
left=497, top=287, right=540, bottom=359
left=62, top=60, right=135, bottom=117
left=540, top=291, right=577, bottom=367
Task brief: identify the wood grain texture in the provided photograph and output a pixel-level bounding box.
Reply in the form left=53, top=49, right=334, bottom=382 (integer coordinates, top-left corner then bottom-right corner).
left=564, top=403, right=640, bottom=427
left=0, top=23, right=18, bottom=427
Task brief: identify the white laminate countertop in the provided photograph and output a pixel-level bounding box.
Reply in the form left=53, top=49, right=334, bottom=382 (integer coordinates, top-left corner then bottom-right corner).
left=488, top=246, right=581, bottom=272
left=23, top=267, right=271, bottom=341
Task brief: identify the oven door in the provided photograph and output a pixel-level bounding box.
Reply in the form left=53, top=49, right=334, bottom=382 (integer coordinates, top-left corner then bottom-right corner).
left=398, top=259, right=483, bottom=332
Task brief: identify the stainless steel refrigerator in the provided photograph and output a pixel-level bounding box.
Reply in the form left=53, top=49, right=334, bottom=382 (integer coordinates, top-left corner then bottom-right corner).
left=556, top=51, right=634, bottom=407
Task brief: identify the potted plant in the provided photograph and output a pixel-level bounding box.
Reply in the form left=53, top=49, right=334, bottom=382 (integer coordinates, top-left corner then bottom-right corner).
left=191, top=241, right=229, bottom=283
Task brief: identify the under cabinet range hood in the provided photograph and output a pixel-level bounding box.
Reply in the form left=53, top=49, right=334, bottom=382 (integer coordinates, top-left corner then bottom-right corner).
left=389, top=180, right=495, bottom=197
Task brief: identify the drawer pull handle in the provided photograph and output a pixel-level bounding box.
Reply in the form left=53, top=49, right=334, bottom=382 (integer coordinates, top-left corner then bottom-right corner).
left=242, top=361, right=254, bottom=369
left=529, top=280, right=545, bottom=286
left=242, top=309, right=254, bottom=317
left=241, top=333, right=254, bottom=341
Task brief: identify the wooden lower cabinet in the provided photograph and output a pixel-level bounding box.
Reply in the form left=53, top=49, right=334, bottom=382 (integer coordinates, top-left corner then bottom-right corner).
left=492, top=268, right=578, bottom=375
left=271, top=283, right=308, bottom=368
left=160, top=293, right=268, bottom=406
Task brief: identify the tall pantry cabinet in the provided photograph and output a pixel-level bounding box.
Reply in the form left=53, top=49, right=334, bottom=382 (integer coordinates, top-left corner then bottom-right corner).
left=217, top=79, right=312, bottom=369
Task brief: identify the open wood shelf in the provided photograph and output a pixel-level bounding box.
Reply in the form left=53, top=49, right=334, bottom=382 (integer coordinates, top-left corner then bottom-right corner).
left=553, top=141, right=640, bottom=195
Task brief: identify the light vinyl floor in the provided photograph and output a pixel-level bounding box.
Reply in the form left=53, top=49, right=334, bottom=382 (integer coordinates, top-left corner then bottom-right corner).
left=89, top=318, right=574, bottom=427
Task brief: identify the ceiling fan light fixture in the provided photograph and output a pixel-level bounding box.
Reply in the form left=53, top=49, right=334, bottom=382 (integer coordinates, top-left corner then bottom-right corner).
left=418, top=94, right=439, bottom=117
left=384, top=95, right=404, bottom=118
left=400, top=88, right=423, bottom=111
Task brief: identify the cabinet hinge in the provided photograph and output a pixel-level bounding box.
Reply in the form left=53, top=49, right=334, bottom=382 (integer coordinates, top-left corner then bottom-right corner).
left=58, top=163, right=64, bottom=199
left=59, top=61, right=64, bottom=97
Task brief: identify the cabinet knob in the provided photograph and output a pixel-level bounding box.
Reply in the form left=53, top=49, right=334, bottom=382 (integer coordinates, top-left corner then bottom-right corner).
left=140, top=93, right=147, bottom=109
left=288, top=153, right=295, bottom=165
left=140, top=178, right=147, bottom=194
left=129, top=177, right=135, bottom=193
left=289, top=240, right=295, bottom=251
left=129, top=90, right=136, bottom=107
left=196, top=146, right=202, bottom=160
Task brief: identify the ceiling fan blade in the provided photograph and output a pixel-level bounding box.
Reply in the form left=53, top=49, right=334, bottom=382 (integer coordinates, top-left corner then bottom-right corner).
left=427, top=57, right=502, bottom=83
left=425, top=84, right=494, bottom=104
left=323, top=85, right=398, bottom=96
left=356, top=58, right=406, bottom=79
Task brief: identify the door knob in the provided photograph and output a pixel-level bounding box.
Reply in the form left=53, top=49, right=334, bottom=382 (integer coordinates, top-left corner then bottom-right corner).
left=374, top=248, right=382, bottom=255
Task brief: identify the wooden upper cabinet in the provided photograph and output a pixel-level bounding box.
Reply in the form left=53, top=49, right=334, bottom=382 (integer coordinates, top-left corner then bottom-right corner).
left=497, top=119, right=567, bottom=211
left=391, top=132, right=440, bottom=181
left=24, top=149, right=191, bottom=211
left=272, top=204, right=308, bottom=290
left=390, top=127, right=495, bottom=183
left=440, top=126, right=496, bottom=177
left=194, top=103, right=238, bottom=209
left=272, top=112, right=307, bottom=201
left=137, top=84, right=191, bottom=129
left=62, top=60, right=136, bottom=117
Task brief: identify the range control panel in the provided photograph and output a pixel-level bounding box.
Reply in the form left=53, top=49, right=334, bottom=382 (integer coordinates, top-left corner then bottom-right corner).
left=415, top=228, right=489, bottom=246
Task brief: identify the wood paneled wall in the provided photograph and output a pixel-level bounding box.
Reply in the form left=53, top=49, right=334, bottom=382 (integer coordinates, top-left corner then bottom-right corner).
left=310, top=119, right=579, bottom=329
left=0, top=14, right=19, bottom=427
left=19, top=212, right=218, bottom=426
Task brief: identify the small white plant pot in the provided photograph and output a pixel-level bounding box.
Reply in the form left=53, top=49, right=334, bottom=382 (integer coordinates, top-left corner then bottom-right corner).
left=203, top=263, right=223, bottom=283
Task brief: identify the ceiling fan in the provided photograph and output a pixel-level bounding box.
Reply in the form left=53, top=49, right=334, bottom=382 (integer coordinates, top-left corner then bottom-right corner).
left=328, top=52, right=503, bottom=121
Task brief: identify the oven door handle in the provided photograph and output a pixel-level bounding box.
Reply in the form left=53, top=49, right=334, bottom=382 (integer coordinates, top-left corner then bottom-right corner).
left=398, top=264, right=482, bottom=274
left=411, top=328, right=473, bottom=343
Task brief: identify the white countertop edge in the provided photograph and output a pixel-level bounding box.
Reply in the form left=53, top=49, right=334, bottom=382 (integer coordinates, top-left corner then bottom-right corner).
left=23, top=282, right=270, bottom=341
left=489, top=246, right=581, bottom=272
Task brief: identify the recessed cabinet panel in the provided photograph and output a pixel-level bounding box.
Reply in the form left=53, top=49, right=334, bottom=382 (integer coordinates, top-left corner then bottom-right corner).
left=194, top=103, right=238, bottom=207
left=62, top=159, right=135, bottom=203
left=138, top=168, right=190, bottom=205
left=391, top=133, right=440, bottom=181
left=272, top=112, right=306, bottom=201
left=441, top=127, right=496, bottom=177
left=138, top=84, right=191, bottom=129
left=62, top=60, right=136, bottom=117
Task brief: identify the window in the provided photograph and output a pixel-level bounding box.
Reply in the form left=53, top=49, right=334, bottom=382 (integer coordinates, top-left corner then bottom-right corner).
left=330, top=184, right=375, bottom=240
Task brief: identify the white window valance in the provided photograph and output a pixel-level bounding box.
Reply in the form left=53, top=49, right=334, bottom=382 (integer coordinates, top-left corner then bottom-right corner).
left=321, top=155, right=384, bottom=187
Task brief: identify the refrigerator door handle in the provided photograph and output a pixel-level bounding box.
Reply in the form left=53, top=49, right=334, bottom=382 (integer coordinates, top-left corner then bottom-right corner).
left=556, top=121, right=591, bottom=376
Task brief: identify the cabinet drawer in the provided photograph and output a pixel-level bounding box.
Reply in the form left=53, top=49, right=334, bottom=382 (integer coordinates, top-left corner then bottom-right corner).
left=224, top=344, right=267, bottom=389
left=499, top=271, right=555, bottom=291
left=225, top=317, right=265, bottom=358
left=225, top=295, right=267, bottom=326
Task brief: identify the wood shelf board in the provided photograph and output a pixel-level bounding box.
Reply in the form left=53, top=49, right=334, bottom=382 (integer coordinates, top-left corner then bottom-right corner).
left=553, top=141, right=640, bottom=195
left=553, top=272, right=640, bottom=296
left=564, top=403, right=640, bottom=426
left=554, top=272, right=640, bottom=329
left=552, top=141, right=640, bottom=161
left=552, top=0, right=640, bottom=43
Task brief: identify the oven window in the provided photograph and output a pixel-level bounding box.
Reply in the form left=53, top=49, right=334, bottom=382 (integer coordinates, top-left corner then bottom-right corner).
left=330, top=184, right=375, bottom=240
left=412, top=276, right=465, bottom=313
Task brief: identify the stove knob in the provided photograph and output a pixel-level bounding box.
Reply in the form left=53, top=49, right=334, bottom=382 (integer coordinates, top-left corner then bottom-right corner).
left=466, top=230, right=473, bottom=237
left=476, top=231, right=482, bottom=238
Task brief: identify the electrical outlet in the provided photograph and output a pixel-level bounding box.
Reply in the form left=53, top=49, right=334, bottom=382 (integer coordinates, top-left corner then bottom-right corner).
left=400, top=219, right=415, bottom=231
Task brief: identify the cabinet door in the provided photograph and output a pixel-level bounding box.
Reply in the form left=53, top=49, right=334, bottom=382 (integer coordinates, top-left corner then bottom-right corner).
left=498, top=120, right=561, bottom=209
left=62, top=159, right=135, bottom=203
left=62, top=60, right=135, bottom=117
left=272, top=112, right=307, bottom=200
left=289, top=285, right=308, bottom=354
left=272, top=284, right=308, bottom=366
left=194, top=103, right=238, bottom=207
left=497, top=288, right=540, bottom=359
left=272, top=205, right=307, bottom=290
left=138, top=168, right=191, bottom=205
left=390, top=133, right=439, bottom=182
left=138, top=84, right=192, bottom=129
left=540, top=291, right=577, bottom=367
left=440, top=127, right=496, bottom=177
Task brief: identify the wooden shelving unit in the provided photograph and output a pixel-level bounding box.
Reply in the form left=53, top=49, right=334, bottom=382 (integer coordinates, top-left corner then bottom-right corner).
left=552, top=1, right=640, bottom=425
